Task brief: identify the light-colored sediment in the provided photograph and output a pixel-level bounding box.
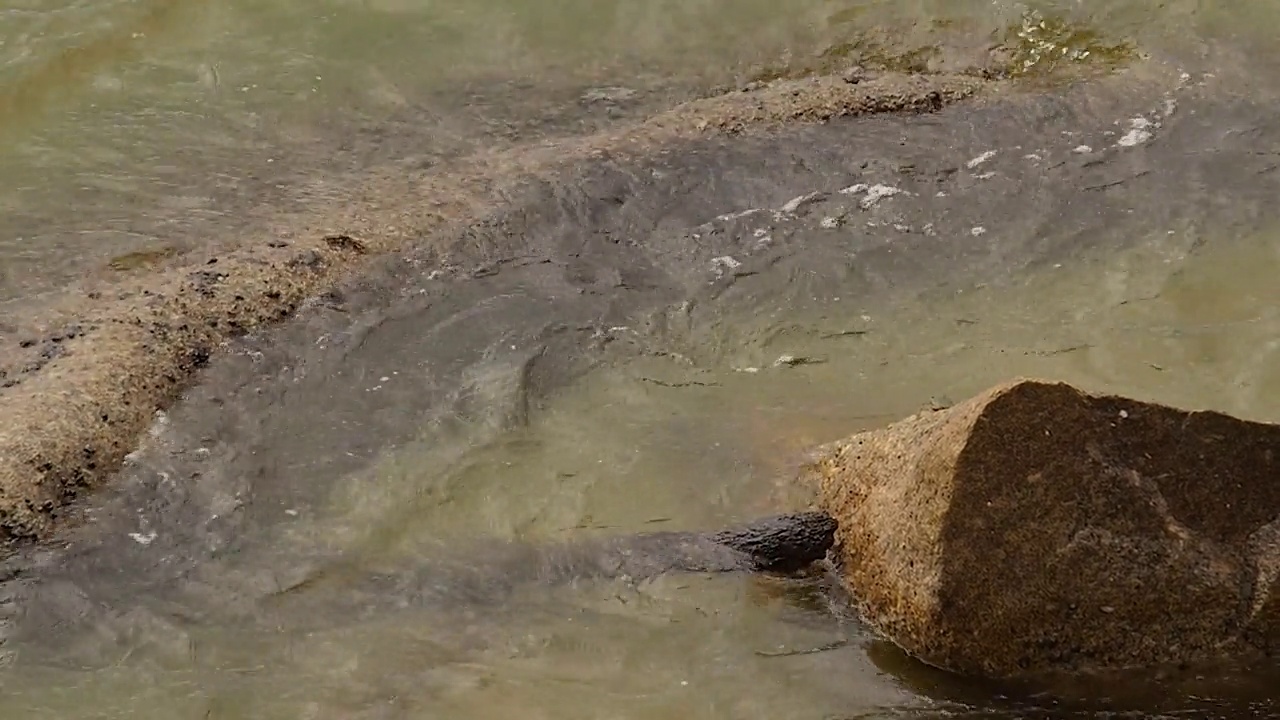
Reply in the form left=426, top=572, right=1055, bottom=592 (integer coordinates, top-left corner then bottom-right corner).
left=800, top=378, right=1280, bottom=678
left=0, top=71, right=992, bottom=543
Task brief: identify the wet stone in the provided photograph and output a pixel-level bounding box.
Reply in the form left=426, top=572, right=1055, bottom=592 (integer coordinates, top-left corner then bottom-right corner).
left=800, top=378, right=1280, bottom=679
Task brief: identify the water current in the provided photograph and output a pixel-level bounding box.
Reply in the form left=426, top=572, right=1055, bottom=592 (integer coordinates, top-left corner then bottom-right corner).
left=3, top=1, right=1280, bottom=718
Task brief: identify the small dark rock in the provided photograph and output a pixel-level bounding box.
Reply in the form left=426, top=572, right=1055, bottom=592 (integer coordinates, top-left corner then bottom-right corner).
left=323, top=234, right=367, bottom=254
left=187, top=347, right=212, bottom=369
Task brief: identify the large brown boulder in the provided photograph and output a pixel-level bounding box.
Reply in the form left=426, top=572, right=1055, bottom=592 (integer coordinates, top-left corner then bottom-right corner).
left=799, top=378, right=1280, bottom=679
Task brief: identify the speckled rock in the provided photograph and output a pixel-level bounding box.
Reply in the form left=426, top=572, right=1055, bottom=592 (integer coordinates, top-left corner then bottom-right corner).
left=800, top=378, right=1280, bottom=678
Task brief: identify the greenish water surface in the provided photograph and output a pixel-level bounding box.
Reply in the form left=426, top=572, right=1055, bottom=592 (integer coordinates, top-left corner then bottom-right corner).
left=0, top=0, right=1271, bottom=300
left=4, top=1, right=1280, bottom=718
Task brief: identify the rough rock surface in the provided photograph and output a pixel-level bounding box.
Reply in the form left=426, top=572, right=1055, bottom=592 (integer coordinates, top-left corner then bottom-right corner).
left=799, top=378, right=1280, bottom=678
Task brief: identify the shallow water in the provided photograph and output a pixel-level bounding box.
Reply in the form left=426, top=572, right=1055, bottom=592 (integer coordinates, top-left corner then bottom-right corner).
left=5, top=218, right=1280, bottom=718
left=1, top=0, right=1278, bottom=300
left=0, top=0, right=821, bottom=300
left=4, top=1, right=1280, bottom=718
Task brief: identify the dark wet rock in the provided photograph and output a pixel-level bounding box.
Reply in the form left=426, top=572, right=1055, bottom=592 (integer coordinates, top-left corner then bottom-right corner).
left=478, top=510, right=837, bottom=586
left=322, top=233, right=368, bottom=254
left=257, top=511, right=838, bottom=627
left=532, top=511, right=829, bottom=575
left=710, top=510, right=838, bottom=572
left=800, top=378, right=1280, bottom=679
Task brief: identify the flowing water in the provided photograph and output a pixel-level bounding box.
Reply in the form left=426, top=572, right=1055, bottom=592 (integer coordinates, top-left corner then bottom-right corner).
left=10, top=211, right=1280, bottom=718
left=2, top=0, right=1275, bottom=301
left=4, top=1, right=1280, bottom=718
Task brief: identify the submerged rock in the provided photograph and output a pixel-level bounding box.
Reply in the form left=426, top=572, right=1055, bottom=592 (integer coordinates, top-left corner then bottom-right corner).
left=799, top=378, right=1280, bottom=678
left=259, top=511, right=839, bottom=624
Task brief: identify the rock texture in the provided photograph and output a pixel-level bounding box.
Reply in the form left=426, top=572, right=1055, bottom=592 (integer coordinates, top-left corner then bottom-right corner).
left=800, top=378, right=1280, bottom=678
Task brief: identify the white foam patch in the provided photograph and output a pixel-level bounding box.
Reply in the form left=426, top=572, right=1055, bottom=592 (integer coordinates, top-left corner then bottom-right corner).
left=778, top=191, right=826, bottom=214
left=966, top=150, right=997, bottom=168
left=1117, top=117, right=1154, bottom=147
left=840, top=183, right=904, bottom=209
